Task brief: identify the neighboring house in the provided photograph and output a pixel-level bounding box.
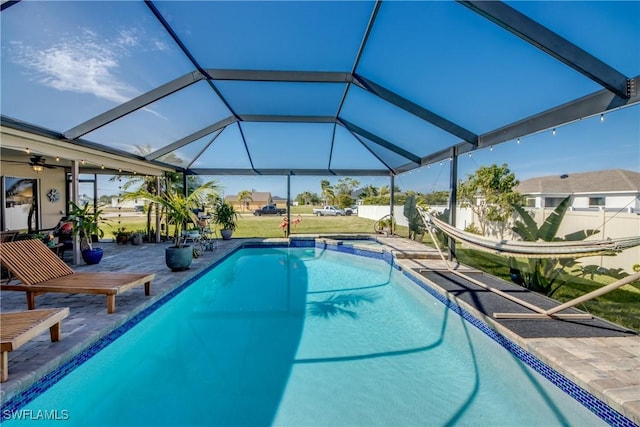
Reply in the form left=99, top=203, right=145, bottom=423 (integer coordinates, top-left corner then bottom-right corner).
left=517, top=169, right=640, bottom=212
left=272, top=195, right=288, bottom=206
left=225, top=192, right=273, bottom=212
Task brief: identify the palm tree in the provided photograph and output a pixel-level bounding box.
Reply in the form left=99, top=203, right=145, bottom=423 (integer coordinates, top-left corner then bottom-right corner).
left=123, top=180, right=221, bottom=248
left=359, top=184, right=379, bottom=198
left=320, top=179, right=335, bottom=205
left=298, top=191, right=313, bottom=205
left=236, top=190, right=253, bottom=212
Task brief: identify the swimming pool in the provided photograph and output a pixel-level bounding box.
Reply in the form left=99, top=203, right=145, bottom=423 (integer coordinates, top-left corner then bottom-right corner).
left=1, top=247, right=611, bottom=426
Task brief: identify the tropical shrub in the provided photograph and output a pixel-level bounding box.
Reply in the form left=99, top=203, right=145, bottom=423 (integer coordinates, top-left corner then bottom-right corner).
left=67, top=201, right=107, bottom=251
left=403, top=195, right=426, bottom=240
left=510, top=196, right=600, bottom=296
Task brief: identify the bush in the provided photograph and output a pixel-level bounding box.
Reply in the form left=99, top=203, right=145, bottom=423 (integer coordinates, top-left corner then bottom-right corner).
left=464, top=223, right=482, bottom=235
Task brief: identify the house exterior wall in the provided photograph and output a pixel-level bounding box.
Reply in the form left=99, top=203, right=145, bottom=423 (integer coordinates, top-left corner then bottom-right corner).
left=225, top=193, right=273, bottom=212
left=572, top=196, right=591, bottom=209
left=235, top=200, right=269, bottom=212
left=1, top=162, right=67, bottom=231
left=603, top=194, right=637, bottom=210
left=526, top=193, right=638, bottom=211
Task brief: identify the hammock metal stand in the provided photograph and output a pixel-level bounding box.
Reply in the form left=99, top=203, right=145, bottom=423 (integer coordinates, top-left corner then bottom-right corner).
left=418, top=208, right=640, bottom=320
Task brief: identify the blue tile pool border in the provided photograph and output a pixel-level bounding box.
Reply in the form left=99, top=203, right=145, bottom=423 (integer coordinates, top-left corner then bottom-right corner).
left=1, top=240, right=635, bottom=427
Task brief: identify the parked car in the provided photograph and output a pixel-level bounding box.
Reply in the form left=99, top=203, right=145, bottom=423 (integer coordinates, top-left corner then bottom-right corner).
left=345, top=206, right=358, bottom=216
left=313, top=206, right=345, bottom=216
left=253, top=205, right=287, bottom=216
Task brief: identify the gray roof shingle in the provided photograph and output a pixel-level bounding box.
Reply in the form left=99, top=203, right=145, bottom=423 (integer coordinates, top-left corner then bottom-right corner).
left=517, top=169, right=640, bottom=195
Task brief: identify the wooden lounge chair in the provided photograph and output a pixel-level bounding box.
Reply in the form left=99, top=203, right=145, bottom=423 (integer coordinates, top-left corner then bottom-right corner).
left=0, top=240, right=155, bottom=314
left=1, top=308, right=70, bottom=382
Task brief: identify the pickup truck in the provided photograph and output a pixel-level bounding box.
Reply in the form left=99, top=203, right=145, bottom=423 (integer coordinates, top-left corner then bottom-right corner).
left=313, top=206, right=345, bottom=216
left=253, top=205, right=286, bottom=216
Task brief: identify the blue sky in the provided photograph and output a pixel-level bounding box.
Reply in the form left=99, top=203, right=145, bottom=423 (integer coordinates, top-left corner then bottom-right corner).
left=2, top=1, right=638, bottom=199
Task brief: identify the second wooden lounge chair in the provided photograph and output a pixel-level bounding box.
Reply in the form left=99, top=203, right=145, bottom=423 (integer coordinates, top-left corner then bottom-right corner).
left=1, top=308, right=70, bottom=382
left=0, top=240, right=155, bottom=314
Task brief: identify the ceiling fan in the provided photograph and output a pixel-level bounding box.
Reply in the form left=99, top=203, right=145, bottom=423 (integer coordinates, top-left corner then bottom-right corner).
left=28, top=155, right=58, bottom=171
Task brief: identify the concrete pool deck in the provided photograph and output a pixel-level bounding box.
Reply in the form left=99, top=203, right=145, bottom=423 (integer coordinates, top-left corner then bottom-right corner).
left=1, top=236, right=638, bottom=425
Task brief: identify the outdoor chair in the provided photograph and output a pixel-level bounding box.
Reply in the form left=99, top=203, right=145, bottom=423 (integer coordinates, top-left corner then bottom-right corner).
left=0, top=231, right=18, bottom=243
left=0, top=240, right=155, bottom=314
left=1, top=231, right=19, bottom=283
left=1, top=307, right=70, bottom=382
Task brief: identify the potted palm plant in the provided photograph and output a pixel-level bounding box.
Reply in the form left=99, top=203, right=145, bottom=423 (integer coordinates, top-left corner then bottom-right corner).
left=68, top=201, right=107, bottom=265
left=213, top=201, right=238, bottom=240
left=124, top=180, right=220, bottom=271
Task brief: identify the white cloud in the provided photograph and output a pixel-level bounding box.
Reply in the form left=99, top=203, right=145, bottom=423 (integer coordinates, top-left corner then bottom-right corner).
left=12, top=34, right=137, bottom=104
left=9, top=25, right=177, bottom=121
left=116, top=29, right=139, bottom=49
left=153, top=40, right=170, bottom=52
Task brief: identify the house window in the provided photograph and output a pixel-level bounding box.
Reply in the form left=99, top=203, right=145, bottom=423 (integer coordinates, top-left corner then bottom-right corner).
left=526, top=198, right=536, bottom=207
left=589, top=197, right=605, bottom=207
left=544, top=197, right=566, bottom=208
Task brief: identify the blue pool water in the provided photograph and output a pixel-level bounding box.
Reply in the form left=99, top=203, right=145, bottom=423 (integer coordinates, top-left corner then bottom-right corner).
left=3, top=247, right=607, bottom=426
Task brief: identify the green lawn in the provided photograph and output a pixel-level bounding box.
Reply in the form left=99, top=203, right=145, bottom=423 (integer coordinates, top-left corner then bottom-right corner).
left=232, top=214, right=380, bottom=238
left=101, top=211, right=391, bottom=239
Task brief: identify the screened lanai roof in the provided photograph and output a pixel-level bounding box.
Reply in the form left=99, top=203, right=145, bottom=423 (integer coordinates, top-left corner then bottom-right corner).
left=1, top=1, right=639, bottom=177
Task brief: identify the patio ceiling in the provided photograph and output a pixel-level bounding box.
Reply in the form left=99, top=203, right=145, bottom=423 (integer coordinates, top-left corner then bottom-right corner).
left=1, top=1, right=639, bottom=177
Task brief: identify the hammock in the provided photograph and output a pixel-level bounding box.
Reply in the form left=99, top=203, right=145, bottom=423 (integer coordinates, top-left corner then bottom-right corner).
left=418, top=208, right=640, bottom=259
left=417, top=207, right=640, bottom=320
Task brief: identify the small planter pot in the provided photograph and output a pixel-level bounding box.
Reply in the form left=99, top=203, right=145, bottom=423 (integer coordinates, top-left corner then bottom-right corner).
left=116, top=235, right=129, bottom=245
left=131, top=234, right=143, bottom=245
left=81, top=248, right=104, bottom=265
left=165, top=246, right=193, bottom=271
left=220, top=229, right=233, bottom=240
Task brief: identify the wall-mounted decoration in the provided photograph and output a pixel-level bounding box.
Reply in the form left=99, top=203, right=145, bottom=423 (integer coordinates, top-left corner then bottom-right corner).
left=2, top=176, right=39, bottom=232
left=47, top=188, right=60, bottom=203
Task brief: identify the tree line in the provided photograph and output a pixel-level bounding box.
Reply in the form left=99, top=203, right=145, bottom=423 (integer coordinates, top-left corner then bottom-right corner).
left=292, top=178, right=449, bottom=209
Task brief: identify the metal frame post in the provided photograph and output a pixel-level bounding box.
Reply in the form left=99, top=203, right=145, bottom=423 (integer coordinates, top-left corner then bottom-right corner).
left=71, top=160, right=80, bottom=265
left=286, top=174, right=291, bottom=236
left=448, top=148, right=458, bottom=261
left=390, top=173, right=395, bottom=235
